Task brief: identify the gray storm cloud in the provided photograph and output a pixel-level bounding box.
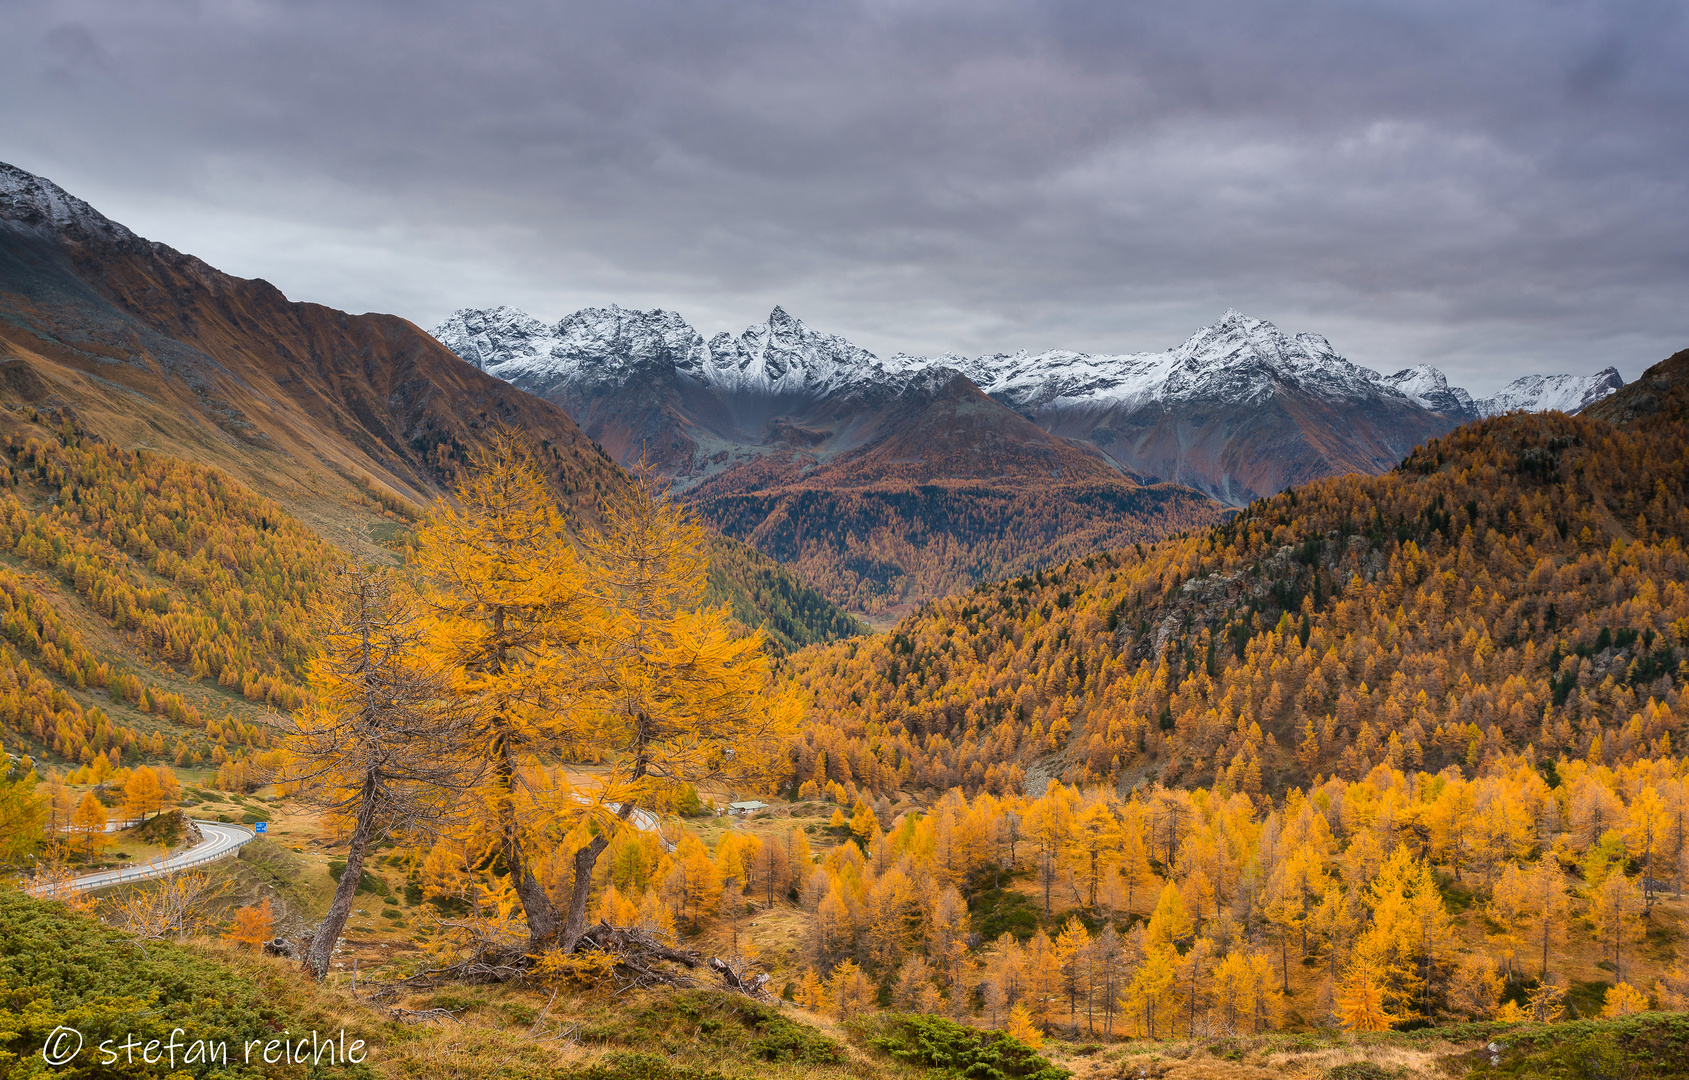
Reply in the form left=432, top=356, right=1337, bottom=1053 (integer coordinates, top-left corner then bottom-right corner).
left=2, top=0, right=1685, bottom=392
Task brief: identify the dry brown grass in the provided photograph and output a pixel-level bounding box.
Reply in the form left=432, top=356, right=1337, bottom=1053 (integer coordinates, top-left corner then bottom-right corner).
left=1051, top=1032, right=1469, bottom=1080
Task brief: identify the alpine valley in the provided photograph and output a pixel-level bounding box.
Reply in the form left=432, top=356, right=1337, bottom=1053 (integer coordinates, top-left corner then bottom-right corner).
left=433, top=303, right=1624, bottom=614
left=2, top=156, right=1689, bottom=1078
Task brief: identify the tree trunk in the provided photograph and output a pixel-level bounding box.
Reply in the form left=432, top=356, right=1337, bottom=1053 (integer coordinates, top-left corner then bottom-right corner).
left=560, top=797, right=641, bottom=953
left=304, top=772, right=376, bottom=979
left=559, top=832, right=611, bottom=952
left=491, top=734, right=560, bottom=948
left=1280, top=931, right=1290, bottom=994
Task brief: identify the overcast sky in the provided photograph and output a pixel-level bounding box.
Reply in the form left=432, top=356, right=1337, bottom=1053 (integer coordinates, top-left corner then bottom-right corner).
left=3, top=1, right=1685, bottom=392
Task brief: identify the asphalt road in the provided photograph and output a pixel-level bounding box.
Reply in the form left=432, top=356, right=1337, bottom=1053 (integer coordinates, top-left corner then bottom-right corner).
left=37, top=820, right=257, bottom=896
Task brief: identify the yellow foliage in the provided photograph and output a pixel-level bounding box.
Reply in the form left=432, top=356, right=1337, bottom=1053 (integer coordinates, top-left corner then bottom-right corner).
left=1602, top=981, right=1649, bottom=1018
left=1005, top=1003, right=1043, bottom=1048
left=223, top=897, right=274, bottom=953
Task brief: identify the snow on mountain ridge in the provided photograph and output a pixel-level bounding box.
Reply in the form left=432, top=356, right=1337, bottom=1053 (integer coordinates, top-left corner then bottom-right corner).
left=1377, top=365, right=1478, bottom=418
left=429, top=305, right=1623, bottom=418
left=432, top=305, right=560, bottom=377
left=436, top=304, right=926, bottom=400
left=1474, top=367, right=1625, bottom=418
left=703, top=305, right=923, bottom=397
left=0, top=161, right=137, bottom=245
left=947, top=309, right=1406, bottom=414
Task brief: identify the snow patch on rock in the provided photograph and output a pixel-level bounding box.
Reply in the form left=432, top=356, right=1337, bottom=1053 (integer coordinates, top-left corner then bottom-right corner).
left=0, top=160, right=137, bottom=245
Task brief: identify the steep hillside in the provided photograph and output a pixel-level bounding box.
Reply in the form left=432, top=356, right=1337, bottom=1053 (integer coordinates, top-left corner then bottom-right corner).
left=0, top=162, right=627, bottom=539
left=785, top=349, right=1688, bottom=798
left=0, top=425, right=326, bottom=782
left=1581, top=348, right=1689, bottom=430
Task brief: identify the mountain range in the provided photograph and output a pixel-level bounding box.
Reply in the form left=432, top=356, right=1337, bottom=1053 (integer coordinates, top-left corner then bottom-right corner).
left=433, top=304, right=1624, bottom=508
left=437, top=303, right=1228, bottom=616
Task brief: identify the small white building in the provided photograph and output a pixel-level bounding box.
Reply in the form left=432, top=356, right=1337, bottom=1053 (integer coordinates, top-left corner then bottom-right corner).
left=725, top=800, right=769, bottom=818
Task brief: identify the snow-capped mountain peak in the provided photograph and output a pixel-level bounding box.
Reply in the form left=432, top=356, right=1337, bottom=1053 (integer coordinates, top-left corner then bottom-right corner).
left=957, top=310, right=1403, bottom=414
left=430, top=304, right=1626, bottom=424
left=1378, top=365, right=1478, bottom=416
left=432, top=304, right=707, bottom=386
left=0, top=161, right=138, bottom=246
left=704, top=307, right=910, bottom=395
left=1476, top=366, right=1624, bottom=417
left=432, top=305, right=558, bottom=376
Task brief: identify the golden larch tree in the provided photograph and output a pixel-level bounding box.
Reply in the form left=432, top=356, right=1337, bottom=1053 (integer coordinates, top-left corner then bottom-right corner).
left=414, top=432, right=595, bottom=945
left=556, top=464, right=796, bottom=952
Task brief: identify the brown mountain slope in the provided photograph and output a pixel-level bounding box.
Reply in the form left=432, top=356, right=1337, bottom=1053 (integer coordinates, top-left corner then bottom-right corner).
left=0, top=162, right=863, bottom=653
left=1030, top=389, right=1455, bottom=505
left=0, top=162, right=622, bottom=537
left=685, top=371, right=1226, bottom=617
left=1581, top=347, right=1689, bottom=433
left=688, top=369, right=1127, bottom=491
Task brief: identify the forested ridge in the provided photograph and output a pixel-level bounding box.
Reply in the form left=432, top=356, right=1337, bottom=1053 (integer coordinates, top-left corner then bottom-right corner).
left=703, top=535, right=868, bottom=651
left=693, top=478, right=1224, bottom=618
left=785, top=364, right=1689, bottom=802
left=0, top=421, right=321, bottom=782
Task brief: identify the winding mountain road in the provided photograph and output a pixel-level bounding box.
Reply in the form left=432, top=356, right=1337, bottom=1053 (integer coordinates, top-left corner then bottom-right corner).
left=33, top=820, right=257, bottom=896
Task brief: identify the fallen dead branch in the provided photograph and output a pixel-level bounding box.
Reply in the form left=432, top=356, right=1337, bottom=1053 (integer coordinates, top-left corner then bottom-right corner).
left=383, top=921, right=770, bottom=1001
left=388, top=1006, right=464, bottom=1025
left=707, top=956, right=772, bottom=1001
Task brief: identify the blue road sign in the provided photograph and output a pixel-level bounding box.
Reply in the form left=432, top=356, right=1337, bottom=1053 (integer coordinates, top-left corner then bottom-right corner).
left=254, top=822, right=267, bottom=833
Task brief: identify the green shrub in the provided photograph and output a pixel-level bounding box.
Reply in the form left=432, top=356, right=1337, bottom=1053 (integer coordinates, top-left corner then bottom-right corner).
left=748, top=1015, right=842, bottom=1064
left=1467, top=1012, right=1689, bottom=1079
left=1326, top=1065, right=1394, bottom=1080
left=326, top=861, right=389, bottom=897
left=969, top=887, right=1041, bottom=941
left=673, top=785, right=709, bottom=818
left=426, top=894, right=469, bottom=916
left=131, top=809, right=186, bottom=847
left=576, top=990, right=842, bottom=1065
left=501, top=1002, right=539, bottom=1026
left=869, top=1014, right=1069, bottom=1080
